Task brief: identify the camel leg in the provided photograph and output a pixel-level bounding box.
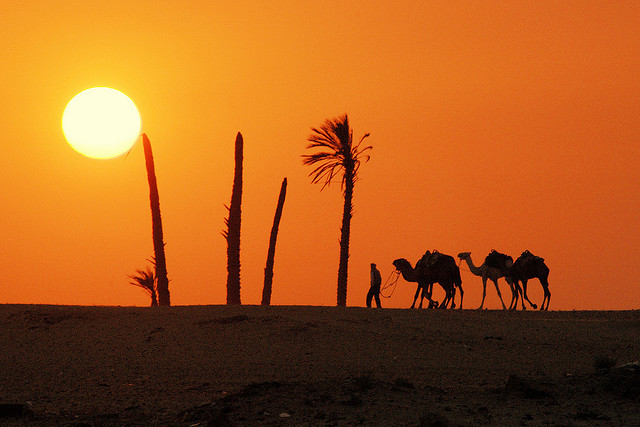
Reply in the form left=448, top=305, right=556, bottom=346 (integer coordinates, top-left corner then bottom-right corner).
left=506, top=279, right=518, bottom=310
left=418, top=286, right=427, bottom=309
left=513, top=283, right=523, bottom=310
left=419, top=283, right=436, bottom=309
left=479, top=277, right=488, bottom=309
left=458, top=285, right=464, bottom=309
left=540, top=277, right=551, bottom=311
left=492, top=279, right=507, bottom=310
left=520, top=279, right=538, bottom=310
left=410, top=285, right=421, bottom=309
left=510, top=279, right=525, bottom=310
left=438, top=284, right=451, bottom=309
left=509, top=289, right=517, bottom=310
left=441, top=283, right=454, bottom=309
left=450, top=286, right=457, bottom=309
left=427, top=284, right=439, bottom=308
left=426, top=283, right=439, bottom=308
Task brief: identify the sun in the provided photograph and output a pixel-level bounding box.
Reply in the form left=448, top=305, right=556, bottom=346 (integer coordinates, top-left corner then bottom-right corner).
left=62, top=87, right=141, bottom=159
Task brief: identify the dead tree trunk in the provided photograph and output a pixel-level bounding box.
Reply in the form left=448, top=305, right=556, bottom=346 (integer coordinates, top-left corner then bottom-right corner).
left=142, top=134, right=170, bottom=306
left=262, top=178, right=287, bottom=305
left=224, top=132, right=243, bottom=305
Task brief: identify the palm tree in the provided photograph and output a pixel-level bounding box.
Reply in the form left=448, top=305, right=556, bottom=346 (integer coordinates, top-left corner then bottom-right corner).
left=223, top=132, right=243, bottom=305
left=142, top=134, right=170, bottom=306
left=302, top=115, right=372, bottom=306
left=262, top=177, right=288, bottom=305
left=129, top=265, right=157, bottom=306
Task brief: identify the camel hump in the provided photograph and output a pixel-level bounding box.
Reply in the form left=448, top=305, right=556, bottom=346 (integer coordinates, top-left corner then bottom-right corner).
left=416, top=250, right=446, bottom=271
left=485, top=250, right=513, bottom=269
left=429, top=250, right=455, bottom=267
left=415, top=252, right=429, bottom=269
left=517, top=250, right=544, bottom=264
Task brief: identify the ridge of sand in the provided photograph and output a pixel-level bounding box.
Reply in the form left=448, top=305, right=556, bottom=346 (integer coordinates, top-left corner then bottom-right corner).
left=1, top=304, right=638, bottom=425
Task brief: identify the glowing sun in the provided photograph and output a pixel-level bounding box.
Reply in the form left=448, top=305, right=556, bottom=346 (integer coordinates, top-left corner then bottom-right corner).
left=62, top=87, right=141, bottom=159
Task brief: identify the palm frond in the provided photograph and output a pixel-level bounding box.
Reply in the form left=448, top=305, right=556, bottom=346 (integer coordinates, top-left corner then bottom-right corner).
left=307, top=129, right=341, bottom=151
left=302, top=115, right=373, bottom=191
left=303, top=115, right=366, bottom=190
left=128, top=266, right=156, bottom=294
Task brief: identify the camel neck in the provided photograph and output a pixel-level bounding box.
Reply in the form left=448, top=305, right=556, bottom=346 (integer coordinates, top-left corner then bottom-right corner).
left=463, top=257, right=483, bottom=275
left=399, top=263, right=416, bottom=282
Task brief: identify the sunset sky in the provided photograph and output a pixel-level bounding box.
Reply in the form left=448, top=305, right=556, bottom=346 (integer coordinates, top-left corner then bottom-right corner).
left=1, top=1, right=638, bottom=309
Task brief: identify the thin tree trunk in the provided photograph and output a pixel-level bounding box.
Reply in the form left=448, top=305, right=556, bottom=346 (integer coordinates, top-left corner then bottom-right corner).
left=225, top=132, right=243, bottom=305
left=262, top=178, right=287, bottom=306
left=337, top=169, right=354, bottom=307
left=142, top=134, right=170, bottom=306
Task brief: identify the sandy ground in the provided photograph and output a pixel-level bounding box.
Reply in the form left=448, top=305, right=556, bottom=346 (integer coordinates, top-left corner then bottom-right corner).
left=0, top=304, right=639, bottom=426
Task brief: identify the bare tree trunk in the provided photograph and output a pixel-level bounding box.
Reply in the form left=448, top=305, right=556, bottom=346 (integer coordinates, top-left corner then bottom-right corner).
left=150, top=289, right=158, bottom=307
left=262, top=178, right=287, bottom=306
left=224, top=132, right=243, bottom=305
left=142, top=134, right=170, bottom=306
left=337, top=168, right=354, bottom=307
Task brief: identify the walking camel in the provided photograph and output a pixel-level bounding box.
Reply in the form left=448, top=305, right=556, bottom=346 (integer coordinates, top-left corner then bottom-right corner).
left=457, top=251, right=523, bottom=310
left=392, top=251, right=463, bottom=309
left=509, top=250, right=551, bottom=311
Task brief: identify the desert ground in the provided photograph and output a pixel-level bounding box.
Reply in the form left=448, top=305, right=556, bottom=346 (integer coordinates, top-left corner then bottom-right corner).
left=0, top=304, right=639, bottom=426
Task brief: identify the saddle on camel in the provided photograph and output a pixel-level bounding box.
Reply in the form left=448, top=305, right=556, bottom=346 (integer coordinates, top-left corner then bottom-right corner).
left=484, top=249, right=513, bottom=270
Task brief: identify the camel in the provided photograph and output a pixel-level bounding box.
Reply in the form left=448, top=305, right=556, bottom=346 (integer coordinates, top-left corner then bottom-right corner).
left=509, top=250, right=551, bottom=311
left=393, top=251, right=463, bottom=309
left=392, top=258, right=438, bottom=308
left=457, top=251, right=523, bottom=310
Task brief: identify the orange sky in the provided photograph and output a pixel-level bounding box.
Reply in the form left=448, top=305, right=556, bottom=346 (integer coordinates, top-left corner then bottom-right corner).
left=1, top=1, right=638, bottom=309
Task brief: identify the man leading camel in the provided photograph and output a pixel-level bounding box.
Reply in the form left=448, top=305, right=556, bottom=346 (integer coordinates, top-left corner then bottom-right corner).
left=367, top=263, right=382, bottom=308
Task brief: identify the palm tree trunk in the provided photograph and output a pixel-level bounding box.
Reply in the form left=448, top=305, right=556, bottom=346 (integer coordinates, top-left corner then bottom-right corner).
left=142, top=134, right=170, bottom=306
left=337, top=168, right=354, bottom=306
left=225, top=132, right=243, bottom=305
left=262, top=178, right=287, bottom=306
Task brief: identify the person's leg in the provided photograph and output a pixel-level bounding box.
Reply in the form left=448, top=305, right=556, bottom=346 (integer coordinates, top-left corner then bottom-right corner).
left=374, top=293, right=381, bottom=308
left=366, top=289, right=373, bottom=307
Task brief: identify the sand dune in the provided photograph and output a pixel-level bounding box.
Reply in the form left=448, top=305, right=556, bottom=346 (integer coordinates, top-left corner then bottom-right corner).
left=0, top=304, right=639, bottom=425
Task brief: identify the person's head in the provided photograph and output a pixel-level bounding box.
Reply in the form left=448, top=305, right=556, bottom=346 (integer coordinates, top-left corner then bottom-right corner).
left=371, top=263, right=377, bottom=269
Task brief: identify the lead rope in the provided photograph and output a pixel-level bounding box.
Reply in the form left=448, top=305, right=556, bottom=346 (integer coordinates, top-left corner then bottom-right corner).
left=457, top=258, right=472, bottom=273
left=380, top=270, right=400, bottom=298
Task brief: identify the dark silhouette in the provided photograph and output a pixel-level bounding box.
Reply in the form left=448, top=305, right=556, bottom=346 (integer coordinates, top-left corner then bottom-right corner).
left=393, top=251, right=463, bottom=309
left=457, top=251, right=522, bottom=310
left=223, top=132, right=243, bottom=305
left=129, top=264, right=157, bottom=306
left=485, top=250, right=513, bottom=270
left=509, top=250, right=551, bottom=310
left=262, top=178, right=288, bottom=306
left=367, top=263, right=382, bottom=308
left=302, top=115, right=372, bottom=307
left=142, top=134, right=170, bottom=306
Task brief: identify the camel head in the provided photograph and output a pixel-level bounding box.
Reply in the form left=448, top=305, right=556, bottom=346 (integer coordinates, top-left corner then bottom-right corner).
left=457, top=252, right=471, bottom=260
left=392, top=258, right=411, bottom=272
left=392, top=258, right=417, bottom=282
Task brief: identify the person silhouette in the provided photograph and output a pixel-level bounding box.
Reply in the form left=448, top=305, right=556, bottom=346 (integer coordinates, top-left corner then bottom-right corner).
left=367, top=263, right=382, bottom=308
